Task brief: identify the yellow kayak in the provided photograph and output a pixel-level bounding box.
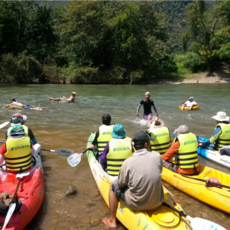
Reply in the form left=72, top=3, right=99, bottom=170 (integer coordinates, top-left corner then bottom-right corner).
left=162, top=165, right=230, bottom=214
left=86, top=133, right=191, bottom=229
left=178, top=105, right=199, bottom=110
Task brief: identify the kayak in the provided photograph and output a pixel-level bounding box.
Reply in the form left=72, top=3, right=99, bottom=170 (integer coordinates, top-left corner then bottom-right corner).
left=86, top=133, right=191, bottom=230
left=197, top=136, right=230, bottom=169
left=162, top=165, right=230, bottom=214
left=0, top=144, right=44, bottom=229
left=178, top=105, right=199, bottom=110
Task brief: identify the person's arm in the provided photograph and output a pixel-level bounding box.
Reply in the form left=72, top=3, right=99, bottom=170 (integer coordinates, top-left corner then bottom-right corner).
left=161, top=141, right=179, bottom=161
left=136, top=100, right=143, bottom=116
left=2, top=103, right=11, bottom=108
left=151, top=101, right=158, bottom=116
left=29, top=128, right=37, bottom=145
left=98, top=143, right=109, bottom=163
left=88, top=131, right=99, bottom=149
left=201, top=127, right=221, bottom=147
left=0, top=144, right=6, bottom=165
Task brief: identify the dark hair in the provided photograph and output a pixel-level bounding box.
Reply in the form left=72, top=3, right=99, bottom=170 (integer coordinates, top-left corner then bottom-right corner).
left=134, top=143, right=146, bottom=150
left=102, top=114, right=111, bottom=125
left=11, top=98, right=16, bottom=102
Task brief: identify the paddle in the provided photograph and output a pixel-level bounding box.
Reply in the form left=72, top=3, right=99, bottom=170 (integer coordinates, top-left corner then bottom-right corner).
left=148, top=120, right=156, bottom=133
left=0, top=122, right=9, bottom=130
left=163, top=202, right=226, bottom=230
left=67, top=149, right=91, bottom=167
left=2, top=171, right=30, bottom=230
left=181, top=175, right=230, bottom=189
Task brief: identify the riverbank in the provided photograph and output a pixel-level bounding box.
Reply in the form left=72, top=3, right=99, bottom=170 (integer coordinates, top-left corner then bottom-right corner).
left=159, top=70, right=230, bottom=85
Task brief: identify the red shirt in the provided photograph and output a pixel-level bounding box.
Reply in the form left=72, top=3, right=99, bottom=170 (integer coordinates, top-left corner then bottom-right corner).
left=161, top=141, right=199, bottom=175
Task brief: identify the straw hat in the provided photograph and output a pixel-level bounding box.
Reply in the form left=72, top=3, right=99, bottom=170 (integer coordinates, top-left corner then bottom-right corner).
left=212, top=111, right=229, bottom=122
left=147, top=117, right=165, bottom=128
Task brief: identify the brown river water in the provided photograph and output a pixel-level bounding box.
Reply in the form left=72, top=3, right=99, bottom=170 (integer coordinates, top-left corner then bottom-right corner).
left=0, top=84, right=229, bottom=229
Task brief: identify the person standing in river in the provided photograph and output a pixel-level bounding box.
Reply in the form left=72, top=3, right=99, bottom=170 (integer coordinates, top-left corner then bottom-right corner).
left=136, top=92, right=158, bottom=120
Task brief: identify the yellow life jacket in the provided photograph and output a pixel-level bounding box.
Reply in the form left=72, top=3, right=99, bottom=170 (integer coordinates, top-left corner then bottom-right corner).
left=176, top=133, right=199, bottom=169
left=214, top=123, right=230, bottom=150
left=107, top=138, right=132, bottom=176
left=5, top=136, right=32, bottom=172
left=150, top=127, right=171, bottom=154
left=7, top=125, right=29, bottom=140
left=97, top=125, right=114, bottom=154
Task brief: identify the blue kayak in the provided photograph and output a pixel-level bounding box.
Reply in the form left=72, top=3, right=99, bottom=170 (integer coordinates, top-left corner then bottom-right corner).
left=197, top=136, right=230, bottom=169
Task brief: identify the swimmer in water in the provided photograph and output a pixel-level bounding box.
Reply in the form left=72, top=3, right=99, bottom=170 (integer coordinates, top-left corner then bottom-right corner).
left=2, top=98, right=46, bottom=111
left=48, top=92, right=77, bottom=102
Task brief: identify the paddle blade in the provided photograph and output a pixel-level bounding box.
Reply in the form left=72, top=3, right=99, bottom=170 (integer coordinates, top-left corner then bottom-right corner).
left=16, top=171, right=30, bottom=178
left=67, top=153, right=82, bottom=167
left=0, top=122, right=9, bottom=130
left=2, top=203, right=16, bottom=230
left=56, top=148, right=73, bottom=157
left=187, top=216, right=226, bottom=230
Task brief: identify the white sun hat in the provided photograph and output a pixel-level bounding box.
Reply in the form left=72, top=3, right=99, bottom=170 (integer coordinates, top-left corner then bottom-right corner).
left=212, top=111, right=229, bottom=122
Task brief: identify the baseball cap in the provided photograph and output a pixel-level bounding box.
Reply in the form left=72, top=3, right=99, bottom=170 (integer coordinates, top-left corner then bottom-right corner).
left=102, top=114, right=111, bottom=125
left=132, top=131, right=155, bottom=148
left=189, top=96, right=194, bottom=100
left=10, top=113, right=27, bottom=127
left=10, top=125, right=26, bottom=136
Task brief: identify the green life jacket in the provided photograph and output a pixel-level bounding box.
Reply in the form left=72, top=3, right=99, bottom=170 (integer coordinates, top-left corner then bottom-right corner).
left=214, top=123, right=230, bottom=150
left=97, top=125, right=113, bottom=154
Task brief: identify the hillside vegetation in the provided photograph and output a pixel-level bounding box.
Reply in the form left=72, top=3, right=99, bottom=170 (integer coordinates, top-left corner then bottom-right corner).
left=0, top=1, right=229, bottom=84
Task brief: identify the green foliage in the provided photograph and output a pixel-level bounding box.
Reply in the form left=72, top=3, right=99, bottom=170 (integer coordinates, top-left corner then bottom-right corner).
left=176, top=63, right=192, bottom=76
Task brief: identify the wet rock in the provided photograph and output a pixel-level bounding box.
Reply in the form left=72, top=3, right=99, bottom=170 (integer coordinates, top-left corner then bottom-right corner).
left=90, top=215, right=100, bottom=226
left=65, top=185, right=77, bottom=196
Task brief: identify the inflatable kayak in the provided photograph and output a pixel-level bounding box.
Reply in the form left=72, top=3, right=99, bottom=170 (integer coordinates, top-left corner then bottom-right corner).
left=86, top=133, right=191, bottom=230
left=197, top=136, right=230, bottom=169
left=178, top=105, right=199, bottom=110
left=162, top=165, right=230, bottom=214
left=0, top=144, right=44, bottom=229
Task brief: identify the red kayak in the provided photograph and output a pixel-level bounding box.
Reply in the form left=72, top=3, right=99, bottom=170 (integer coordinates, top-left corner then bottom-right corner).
left=0, top=144, right=44, bottom=230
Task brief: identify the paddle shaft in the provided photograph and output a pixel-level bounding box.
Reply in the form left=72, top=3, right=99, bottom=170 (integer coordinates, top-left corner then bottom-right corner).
left=182, top=175, right=230, bottom=189
left=12, top=178, right=22, bottom=203
left=163, top=202, right=186, bottom=217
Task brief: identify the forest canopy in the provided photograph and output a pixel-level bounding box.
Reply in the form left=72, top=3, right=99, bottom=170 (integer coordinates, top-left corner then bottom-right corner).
left=0, top=0, right=229, bottom=84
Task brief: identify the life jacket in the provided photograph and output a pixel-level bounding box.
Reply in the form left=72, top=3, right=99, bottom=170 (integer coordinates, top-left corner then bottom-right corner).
left=7, top=125, right=29, bottom=140
left=107, top=138, right=132, bottom=176
left=97, top=125, right=114, bottom=154
left=214, top=123, right=230, bottom=150
left=5, top=135, right=32, bottom=172
left=150, top=127, right=171, bottom=154
left=175, top=133, right=199, bottom=170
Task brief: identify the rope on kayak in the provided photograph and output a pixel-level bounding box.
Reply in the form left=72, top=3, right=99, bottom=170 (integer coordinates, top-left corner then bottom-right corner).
left=206, top=187, right=230, bottom=199
left=174, top=175, right=203, bottom=185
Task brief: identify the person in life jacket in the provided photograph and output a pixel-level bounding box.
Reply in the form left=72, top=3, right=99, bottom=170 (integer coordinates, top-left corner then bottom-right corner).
left=99, top=124, right=134, bottom=175
left=5, top=113, right=37, bottom=145
left=161, top=125, right=199, bottom=175
left=0, top=125, right=33, bottom=173
left=200, top=112, right=230, bottom=151
left=148, top=118, right=171, bottom=154
left=88, top=114, right=114, bottom=165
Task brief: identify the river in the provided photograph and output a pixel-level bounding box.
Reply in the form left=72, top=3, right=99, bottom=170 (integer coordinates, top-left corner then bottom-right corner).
left=0, top=84, right=229, bottom=229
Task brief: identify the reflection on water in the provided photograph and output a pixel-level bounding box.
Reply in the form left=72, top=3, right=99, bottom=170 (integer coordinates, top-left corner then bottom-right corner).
left=0, top=84, right=229, bottom=229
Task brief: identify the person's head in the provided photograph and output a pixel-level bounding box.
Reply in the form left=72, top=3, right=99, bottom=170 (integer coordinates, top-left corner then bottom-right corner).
left=71, top=92, right=77, bottom=97
left=111, top=124, right=126, bottom=139
left=11, top=98, right=16, bottom=102
left=174, top=125, right=189, bottom=136
left=10, top=113, right=27, bottom=127
left=189, top=96, right=194, bottom=102
left=102, top=114, right=111, bottom=125
left=10, top=125, right=26, bottom=136
left=212, top=111, right=229, bottom=124
left=145, top=92, right=150, bottom=101
left=132, top=131, right=155, bottom=150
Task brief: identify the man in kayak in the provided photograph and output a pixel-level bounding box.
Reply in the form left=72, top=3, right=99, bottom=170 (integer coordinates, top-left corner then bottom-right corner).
left=48, top=92, right=76, bottom=102
left=99, top=124, right=133, bottom=174
left=87, top=114, right=114, bottom=164
left=180, top=96, right=198, bottom=111
left=161, top=125, right=200, bottom=175
left=200, top=111, right=230, bottom=151
left=0, top=125, right=33, bottom=172
left=2, top=99, right=46, bottom=111
left=148, top=118, right=171, bottom=154
left=102, top=131, right=164, bottom=228
left=136, top=92, right=158, bottom=120
left=5, top=114, right=37, bottom=145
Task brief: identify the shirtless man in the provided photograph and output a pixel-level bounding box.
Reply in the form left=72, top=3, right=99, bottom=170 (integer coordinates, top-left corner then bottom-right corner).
left=2, top=99, right=46, bottom=111
left=48, top=92, right=76, bottom=102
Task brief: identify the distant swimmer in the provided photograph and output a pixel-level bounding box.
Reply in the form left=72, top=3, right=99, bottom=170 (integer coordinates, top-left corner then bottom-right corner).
left=2, top=98, right=46, bottom=111
left=136, top=92, right=158, bottom=120
left=48, top=92, right=76, bottom=102
left=181, top=96, right=198, bottom=111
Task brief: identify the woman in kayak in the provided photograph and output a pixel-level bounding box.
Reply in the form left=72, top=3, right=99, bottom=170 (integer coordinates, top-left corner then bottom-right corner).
left=48, top=92, right=76, bottom=102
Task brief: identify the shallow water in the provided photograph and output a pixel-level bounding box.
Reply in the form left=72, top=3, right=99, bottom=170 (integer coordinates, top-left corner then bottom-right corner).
left=0, top=84, right=230, bottom=229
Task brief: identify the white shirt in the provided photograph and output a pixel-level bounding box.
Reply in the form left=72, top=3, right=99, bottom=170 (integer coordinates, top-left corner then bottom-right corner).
left=185, top=100, right=197, bottom=107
